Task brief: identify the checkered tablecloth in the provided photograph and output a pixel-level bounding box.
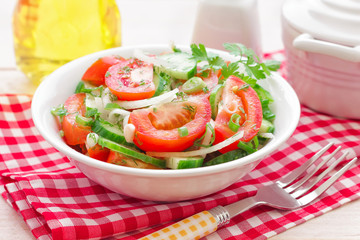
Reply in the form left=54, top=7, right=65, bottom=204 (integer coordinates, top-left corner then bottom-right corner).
left=1, top=53, right=360, bottom=240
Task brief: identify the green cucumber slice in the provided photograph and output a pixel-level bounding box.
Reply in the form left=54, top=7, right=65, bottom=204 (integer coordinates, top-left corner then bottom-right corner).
left=259, top=119, right=275, bottom=133
left=156, top=52, right=196, bottom=80
left=209, top=84, right=224, bottom=119
left=166, top=156, right=204, bottom=169
left=204, top=149, right=247, bottom=166
left=92, top=118, right=128, bottom=145
left=98, top=137, right=166, bottom=168
left=153, top=72, right=171, bottom=96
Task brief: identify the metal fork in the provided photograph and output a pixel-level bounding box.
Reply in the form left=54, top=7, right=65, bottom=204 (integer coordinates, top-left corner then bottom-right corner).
left=140, top=142, right=358, bottom=240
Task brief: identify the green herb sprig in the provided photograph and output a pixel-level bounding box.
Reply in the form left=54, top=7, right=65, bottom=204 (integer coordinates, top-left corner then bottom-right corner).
left=190, top=43, right=281, bottom=87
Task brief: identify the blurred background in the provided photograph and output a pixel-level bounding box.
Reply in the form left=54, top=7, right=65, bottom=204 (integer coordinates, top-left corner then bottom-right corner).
left=0, top=0, right=285, bottom=69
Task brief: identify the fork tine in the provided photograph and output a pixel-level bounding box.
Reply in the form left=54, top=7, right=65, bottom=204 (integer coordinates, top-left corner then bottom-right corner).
left=291, top=150, right=348, bottom=198
left=285, top=146, right=342, bottom=194
left=297, top=156, right=358, bottom=206
left=278, top=142, right=334, bottom=187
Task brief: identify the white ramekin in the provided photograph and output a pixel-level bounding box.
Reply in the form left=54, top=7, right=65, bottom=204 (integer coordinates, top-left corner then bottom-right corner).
left=282, top=0, right=360, bottom=119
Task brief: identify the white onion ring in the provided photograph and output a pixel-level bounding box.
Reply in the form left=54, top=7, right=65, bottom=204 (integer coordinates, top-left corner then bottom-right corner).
left=114, top=88, right=179, bottom=109
left=147, top=130, right=244, bottom=158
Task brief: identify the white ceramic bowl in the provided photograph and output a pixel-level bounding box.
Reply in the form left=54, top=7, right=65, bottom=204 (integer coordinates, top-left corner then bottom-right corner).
left=32, top=45, right=300, bottom=202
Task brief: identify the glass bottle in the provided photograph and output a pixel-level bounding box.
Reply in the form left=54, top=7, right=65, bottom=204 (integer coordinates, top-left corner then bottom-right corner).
left=12, top=0, right=122, bottom=86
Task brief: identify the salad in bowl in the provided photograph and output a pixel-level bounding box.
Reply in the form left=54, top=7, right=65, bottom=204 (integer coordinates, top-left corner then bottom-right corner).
left=32, top=43, right=300, bottom=201
left=50, top=43, right=279, bottom=170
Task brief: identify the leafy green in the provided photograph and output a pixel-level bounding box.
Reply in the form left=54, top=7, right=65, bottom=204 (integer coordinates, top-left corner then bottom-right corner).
left=220, top=61, right=240, bottom=80
left=253, top=84, right=276, bottom=121
left=51, top=104, right=67, bottom=123
left=223, top=43, right=268, bottom=82
left=74, top=81, right=104, bottom=96
left=190, top=43, right=225, bottom=71
left=263, top=60, right=281, bottom=71
left=189, top=43, right=280, bottom=88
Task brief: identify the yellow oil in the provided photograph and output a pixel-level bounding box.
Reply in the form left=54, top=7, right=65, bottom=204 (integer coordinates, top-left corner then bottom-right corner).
left=12, top=0, right=121, bottom=86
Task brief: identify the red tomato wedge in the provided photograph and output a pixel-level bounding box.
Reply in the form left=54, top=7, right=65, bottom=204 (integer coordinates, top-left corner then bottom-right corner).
left=129, top=97, right=211, bottom=152
left=214, top=76, right=262, bottom=153
left=62, top=93, right=91, bottom=145
left=107, top=150, right=160, bottom=169
left=105, top=59, right=156, bottom=101
left=87, top=144, right=110, bottom=161
left=81, top=56, right=123, bottom=86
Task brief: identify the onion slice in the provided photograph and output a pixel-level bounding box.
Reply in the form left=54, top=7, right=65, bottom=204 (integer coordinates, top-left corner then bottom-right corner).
left=258, top=132, right=274, bottom=139
left=124, top=123, right=135, bottom=143
left=147, top=130, right=244, bottom=158
left=86, top=133, right=99, bottom=149
left=114, top=88, right=179, bottom=109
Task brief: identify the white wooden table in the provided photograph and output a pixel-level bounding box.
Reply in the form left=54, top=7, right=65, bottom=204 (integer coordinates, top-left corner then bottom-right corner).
left=1, top=1, right=360, bottom=239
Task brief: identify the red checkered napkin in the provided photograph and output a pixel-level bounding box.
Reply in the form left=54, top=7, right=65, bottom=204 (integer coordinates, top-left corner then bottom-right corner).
left=1, top=61, right=360, bottom=240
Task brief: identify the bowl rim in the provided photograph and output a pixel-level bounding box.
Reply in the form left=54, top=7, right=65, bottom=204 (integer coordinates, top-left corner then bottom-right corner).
left=32, top=44, right=301, bottom=178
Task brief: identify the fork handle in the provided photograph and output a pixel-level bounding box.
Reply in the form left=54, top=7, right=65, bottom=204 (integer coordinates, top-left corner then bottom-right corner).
left=139, top=209, right=225, bottom=240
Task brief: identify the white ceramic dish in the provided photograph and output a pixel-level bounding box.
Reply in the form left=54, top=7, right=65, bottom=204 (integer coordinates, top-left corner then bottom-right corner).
left=282, top=0, right=360, bottom=119
left=32, top=45, right=300, bottom=202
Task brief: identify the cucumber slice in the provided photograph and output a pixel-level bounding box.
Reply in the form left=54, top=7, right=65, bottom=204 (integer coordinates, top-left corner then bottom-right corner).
left=92, top=118, right=129, bottom=145
left=204, top=149, right=247, bottom=166
left=209, top=84, right=224, bottom=119
left=166, top=156, right=204, bottom=169
left=259, top=119, right=275, bottom=133
left=98, top=137, right=166, bottom=168
left=153, top=72, right=171, bottom=96
left=156, top=52, right=196, bottom=80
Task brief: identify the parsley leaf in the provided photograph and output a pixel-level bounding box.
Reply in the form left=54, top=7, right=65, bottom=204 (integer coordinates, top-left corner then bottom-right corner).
left=190, top=43, right=208, bottom=62
left=220, top=61, right=240, bottom=80
left=190, top=43, right=225, bottom=71
left=223, top=42, right=257, bottom=61
left=190, top=43, right=280, bottom=86
left=263, top=60, right=281, bottom=71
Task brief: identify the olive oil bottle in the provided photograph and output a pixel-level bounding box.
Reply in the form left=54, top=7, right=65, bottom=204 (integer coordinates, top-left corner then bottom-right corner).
left=12, top=0, right=121, bottom=86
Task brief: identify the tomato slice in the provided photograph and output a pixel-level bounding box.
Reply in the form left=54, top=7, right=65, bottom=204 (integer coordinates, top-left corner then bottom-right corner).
left=129, top=97, right=211, bottom=152
left=214, top=76, right=262, bottom=153
left=87, top=144, right=110, bottom=161
left=105, top=59, right=156, bottom=101
left=107, top=150, right=160, bottom=169
left=62, top=93, right=91, bottom=145
left=81, top=56, right=123, bottom=86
